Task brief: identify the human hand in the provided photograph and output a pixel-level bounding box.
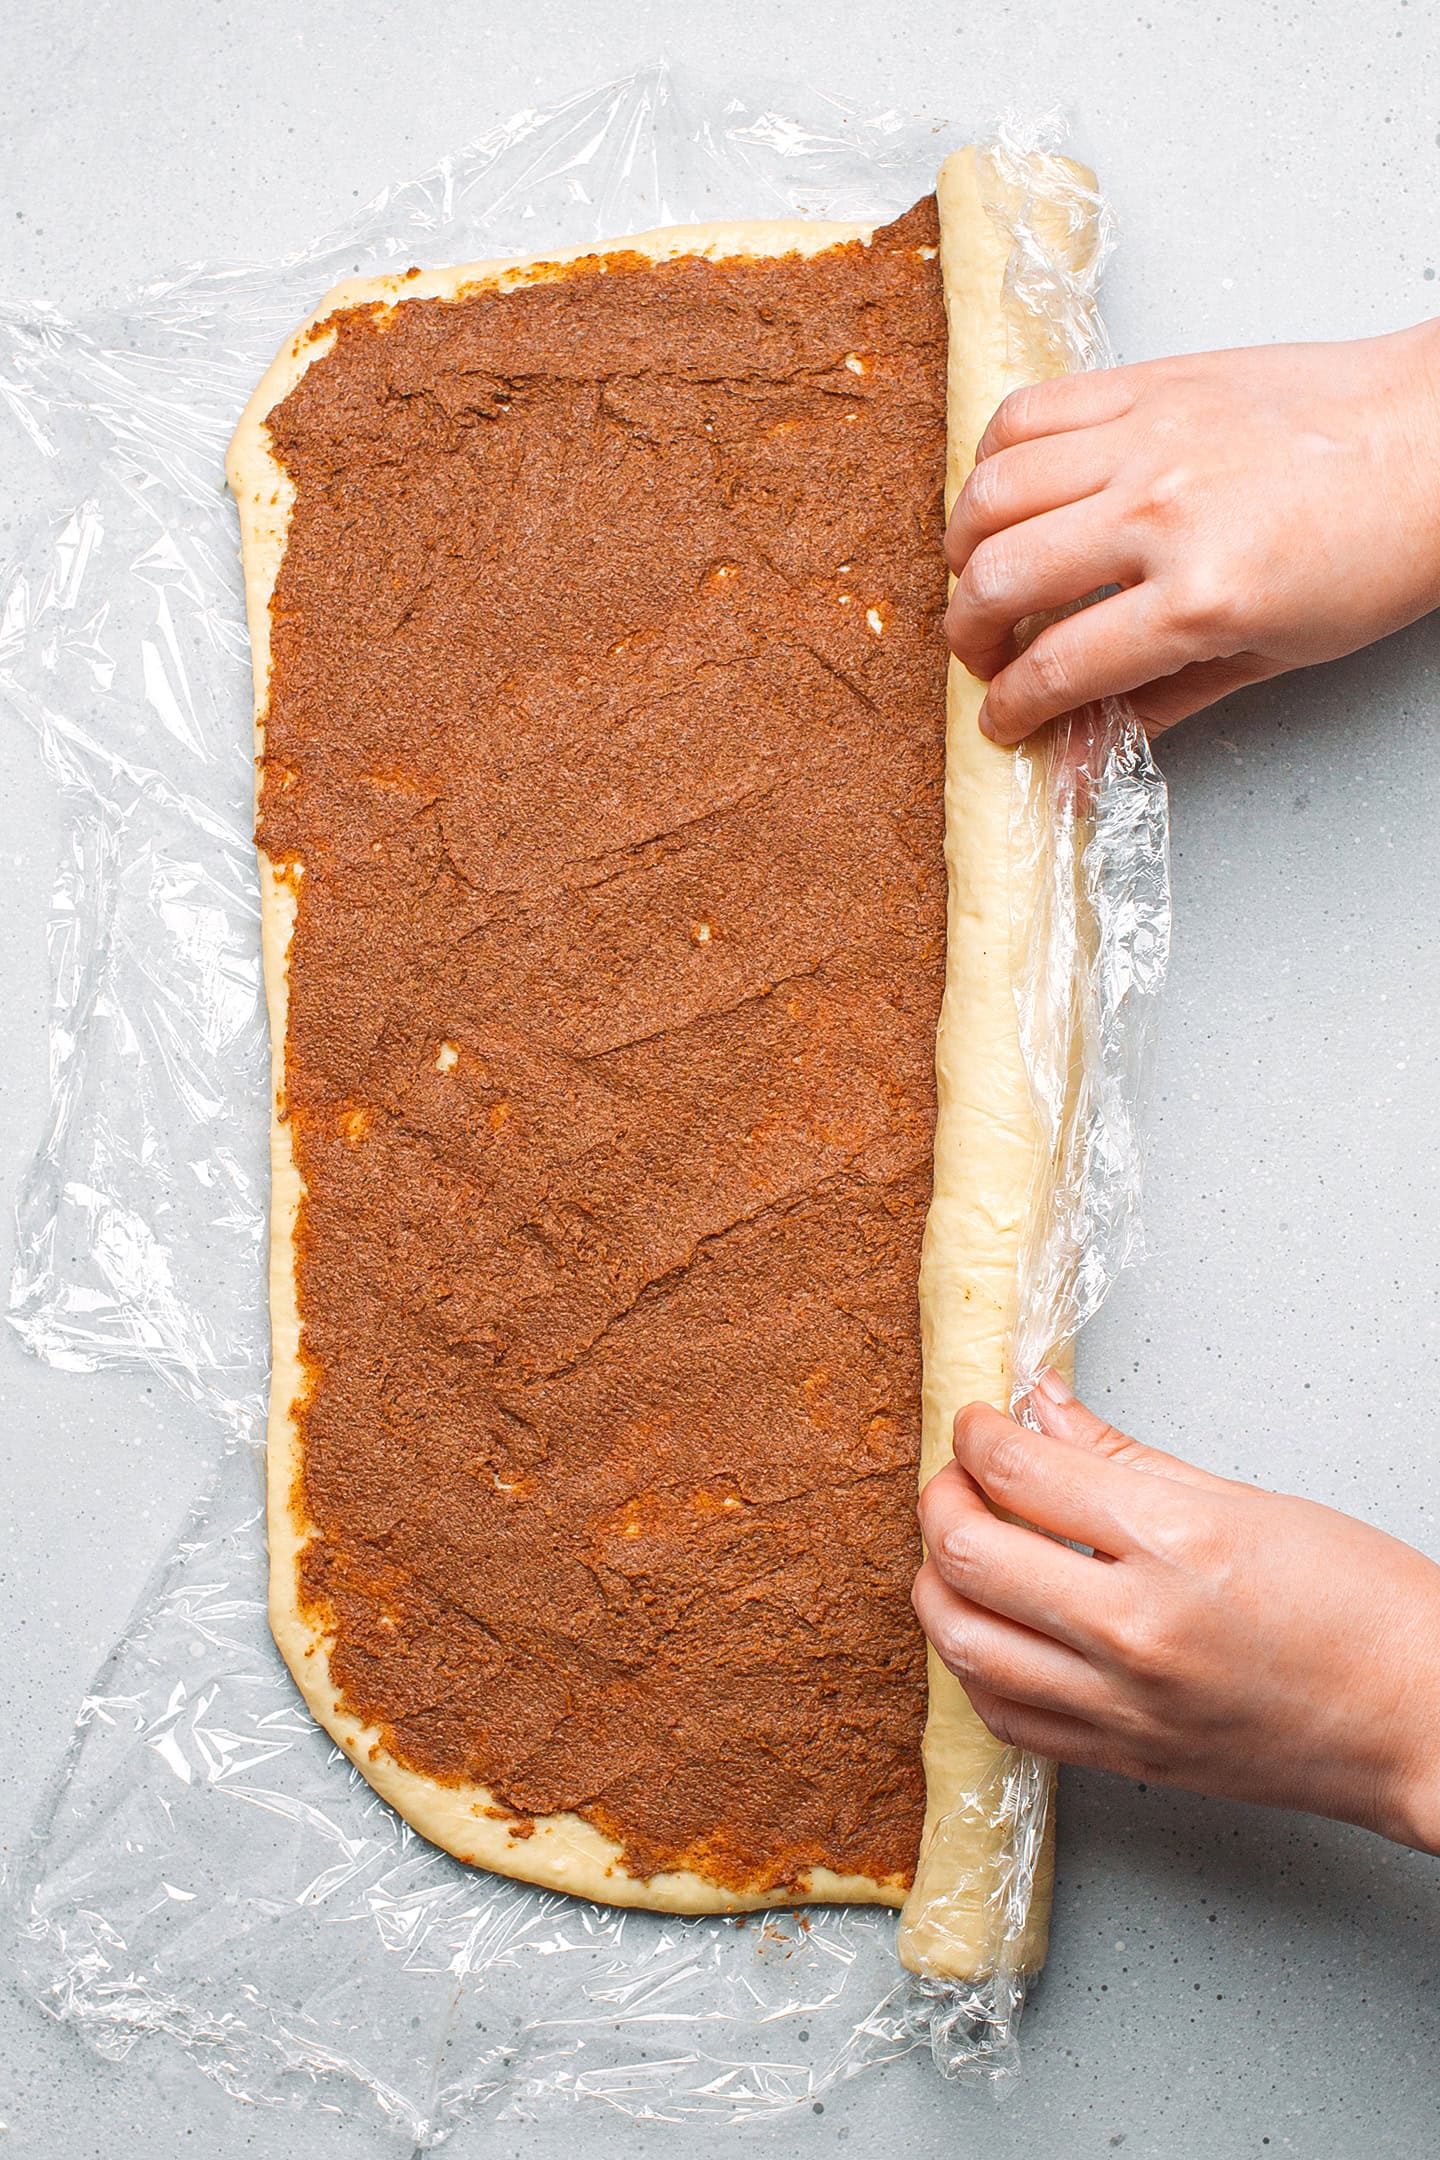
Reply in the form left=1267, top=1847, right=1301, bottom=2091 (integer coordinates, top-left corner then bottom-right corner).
left=913, top=1369, right=1440, bottom=1851
left=944, top=322, right=1440, bottom=742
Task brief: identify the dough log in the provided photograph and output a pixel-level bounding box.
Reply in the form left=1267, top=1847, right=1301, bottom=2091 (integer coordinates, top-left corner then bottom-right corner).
left=899, top=146, right=1099, bottom=1980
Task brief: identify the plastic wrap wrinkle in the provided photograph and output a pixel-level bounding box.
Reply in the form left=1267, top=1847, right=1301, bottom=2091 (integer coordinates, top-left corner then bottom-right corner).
left=1, top=71, right=1169, bottom=2140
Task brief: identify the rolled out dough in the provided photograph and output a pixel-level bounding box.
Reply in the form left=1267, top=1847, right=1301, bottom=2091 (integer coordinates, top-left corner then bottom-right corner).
left=226, top=148, right=1097, bottom=1973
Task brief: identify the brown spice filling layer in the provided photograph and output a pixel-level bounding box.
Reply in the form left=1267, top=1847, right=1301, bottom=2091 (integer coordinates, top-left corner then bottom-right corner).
left=260, top=196, right=949, bottom=1895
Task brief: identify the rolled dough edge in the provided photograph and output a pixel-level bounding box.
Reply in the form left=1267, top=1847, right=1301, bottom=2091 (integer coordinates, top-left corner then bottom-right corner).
left=897, top=147, right=1098, bottom=1981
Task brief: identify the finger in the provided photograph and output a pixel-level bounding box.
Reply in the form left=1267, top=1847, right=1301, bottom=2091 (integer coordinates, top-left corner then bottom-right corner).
left=961, top=1682, right=1145, bottom=1776
left=1028, top=1369, right=1223, bottom=1493
left=975, top=367, right=1142, bottom=460
left=912, top=1562, right=1104, bottom=1720
left=1124, top=654, right=1283, bottom=733
left=945, top=498, right=1142, bottom=684
left=978, top=584, right=1187, bottom=745
left=944, top=428, right=1120, bottom=576
left=918, top=1458, right=1119, bottom=1650
left=951, top=1400, right=1177, bottom=1557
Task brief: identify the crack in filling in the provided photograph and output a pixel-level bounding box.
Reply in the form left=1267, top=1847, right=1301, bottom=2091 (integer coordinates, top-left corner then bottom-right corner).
left=261, top=196, right=950, bottom=1895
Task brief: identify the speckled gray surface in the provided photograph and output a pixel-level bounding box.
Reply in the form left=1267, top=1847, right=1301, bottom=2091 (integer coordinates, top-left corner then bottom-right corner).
left=3, top=2, right=1439, bottom=2154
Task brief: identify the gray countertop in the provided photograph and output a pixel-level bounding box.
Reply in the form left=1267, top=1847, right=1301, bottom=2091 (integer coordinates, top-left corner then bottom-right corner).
left=4, top=3, right=1439, bottom=2154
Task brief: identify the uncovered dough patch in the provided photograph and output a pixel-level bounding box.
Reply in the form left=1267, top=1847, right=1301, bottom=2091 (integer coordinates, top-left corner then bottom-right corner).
left=229, top=153, right=1080, bottom=1961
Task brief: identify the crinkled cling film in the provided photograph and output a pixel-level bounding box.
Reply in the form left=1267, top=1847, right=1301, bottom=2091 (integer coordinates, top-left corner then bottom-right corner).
left=0, top=69, right=1169, bottom=2144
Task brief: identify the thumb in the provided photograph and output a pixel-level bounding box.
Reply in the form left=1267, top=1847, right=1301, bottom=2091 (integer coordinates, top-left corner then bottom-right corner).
left=1027, top=1368, right=1222, bottom=1491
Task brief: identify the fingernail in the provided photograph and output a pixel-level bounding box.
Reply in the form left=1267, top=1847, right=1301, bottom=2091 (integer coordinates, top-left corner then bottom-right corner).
left=979, top=702, right=998, bottom=741
left=1034, top=1366, right=1074, bottom=1407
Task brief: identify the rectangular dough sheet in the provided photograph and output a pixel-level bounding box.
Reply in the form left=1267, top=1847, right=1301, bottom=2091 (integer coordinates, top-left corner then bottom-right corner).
left=227, top=147, right=1094, bottom=1978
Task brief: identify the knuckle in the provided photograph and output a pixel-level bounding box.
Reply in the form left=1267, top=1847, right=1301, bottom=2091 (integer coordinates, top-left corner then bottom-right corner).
left=980, top=1425, right=1032, bottom=1495
left=1086, top=1418, right=1146, bottom=1466
left=1129, top=464, right=1189, bottom=530
left=959, top=538, right=1012, bottom=615
left=944, top=588, right=979, bottom=661
left=1144, top=1506, right=1213, bottom=1572
left=916, top=1470, right=954, bottom=1545
left=980, top=676, right=1017, bottom=729
left=1024, top=636, right=1073, bottom=706
left=935, top=1613, right=978, bottom=1679
left=937, top=1519, right=979, bottom=1579
left=993, top=384, right=1036, bottom=443
left=1165, top=565, right=1231, bottom=642
left=1110, top=1600, right=1179, bottom=1676
left=972, top=1693, right=1022, bottom=1747
left=961, top=454, right=1002, bottom=527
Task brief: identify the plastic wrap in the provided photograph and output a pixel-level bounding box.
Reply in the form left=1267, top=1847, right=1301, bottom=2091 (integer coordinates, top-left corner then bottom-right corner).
left=902, top=135, right=1170, bottom=2066
left=1, top=69, right=1169, bottom=2143
left=989, top=135, right=1172, bottom=1388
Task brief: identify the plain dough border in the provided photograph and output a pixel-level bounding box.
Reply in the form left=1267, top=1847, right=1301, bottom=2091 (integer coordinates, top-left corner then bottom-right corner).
left=225, top=163, right=1095, bottom=1953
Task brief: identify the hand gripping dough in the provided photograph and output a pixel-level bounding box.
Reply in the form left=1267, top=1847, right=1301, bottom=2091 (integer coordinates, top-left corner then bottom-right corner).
left=227, top=149, right=1098, bottom=1968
